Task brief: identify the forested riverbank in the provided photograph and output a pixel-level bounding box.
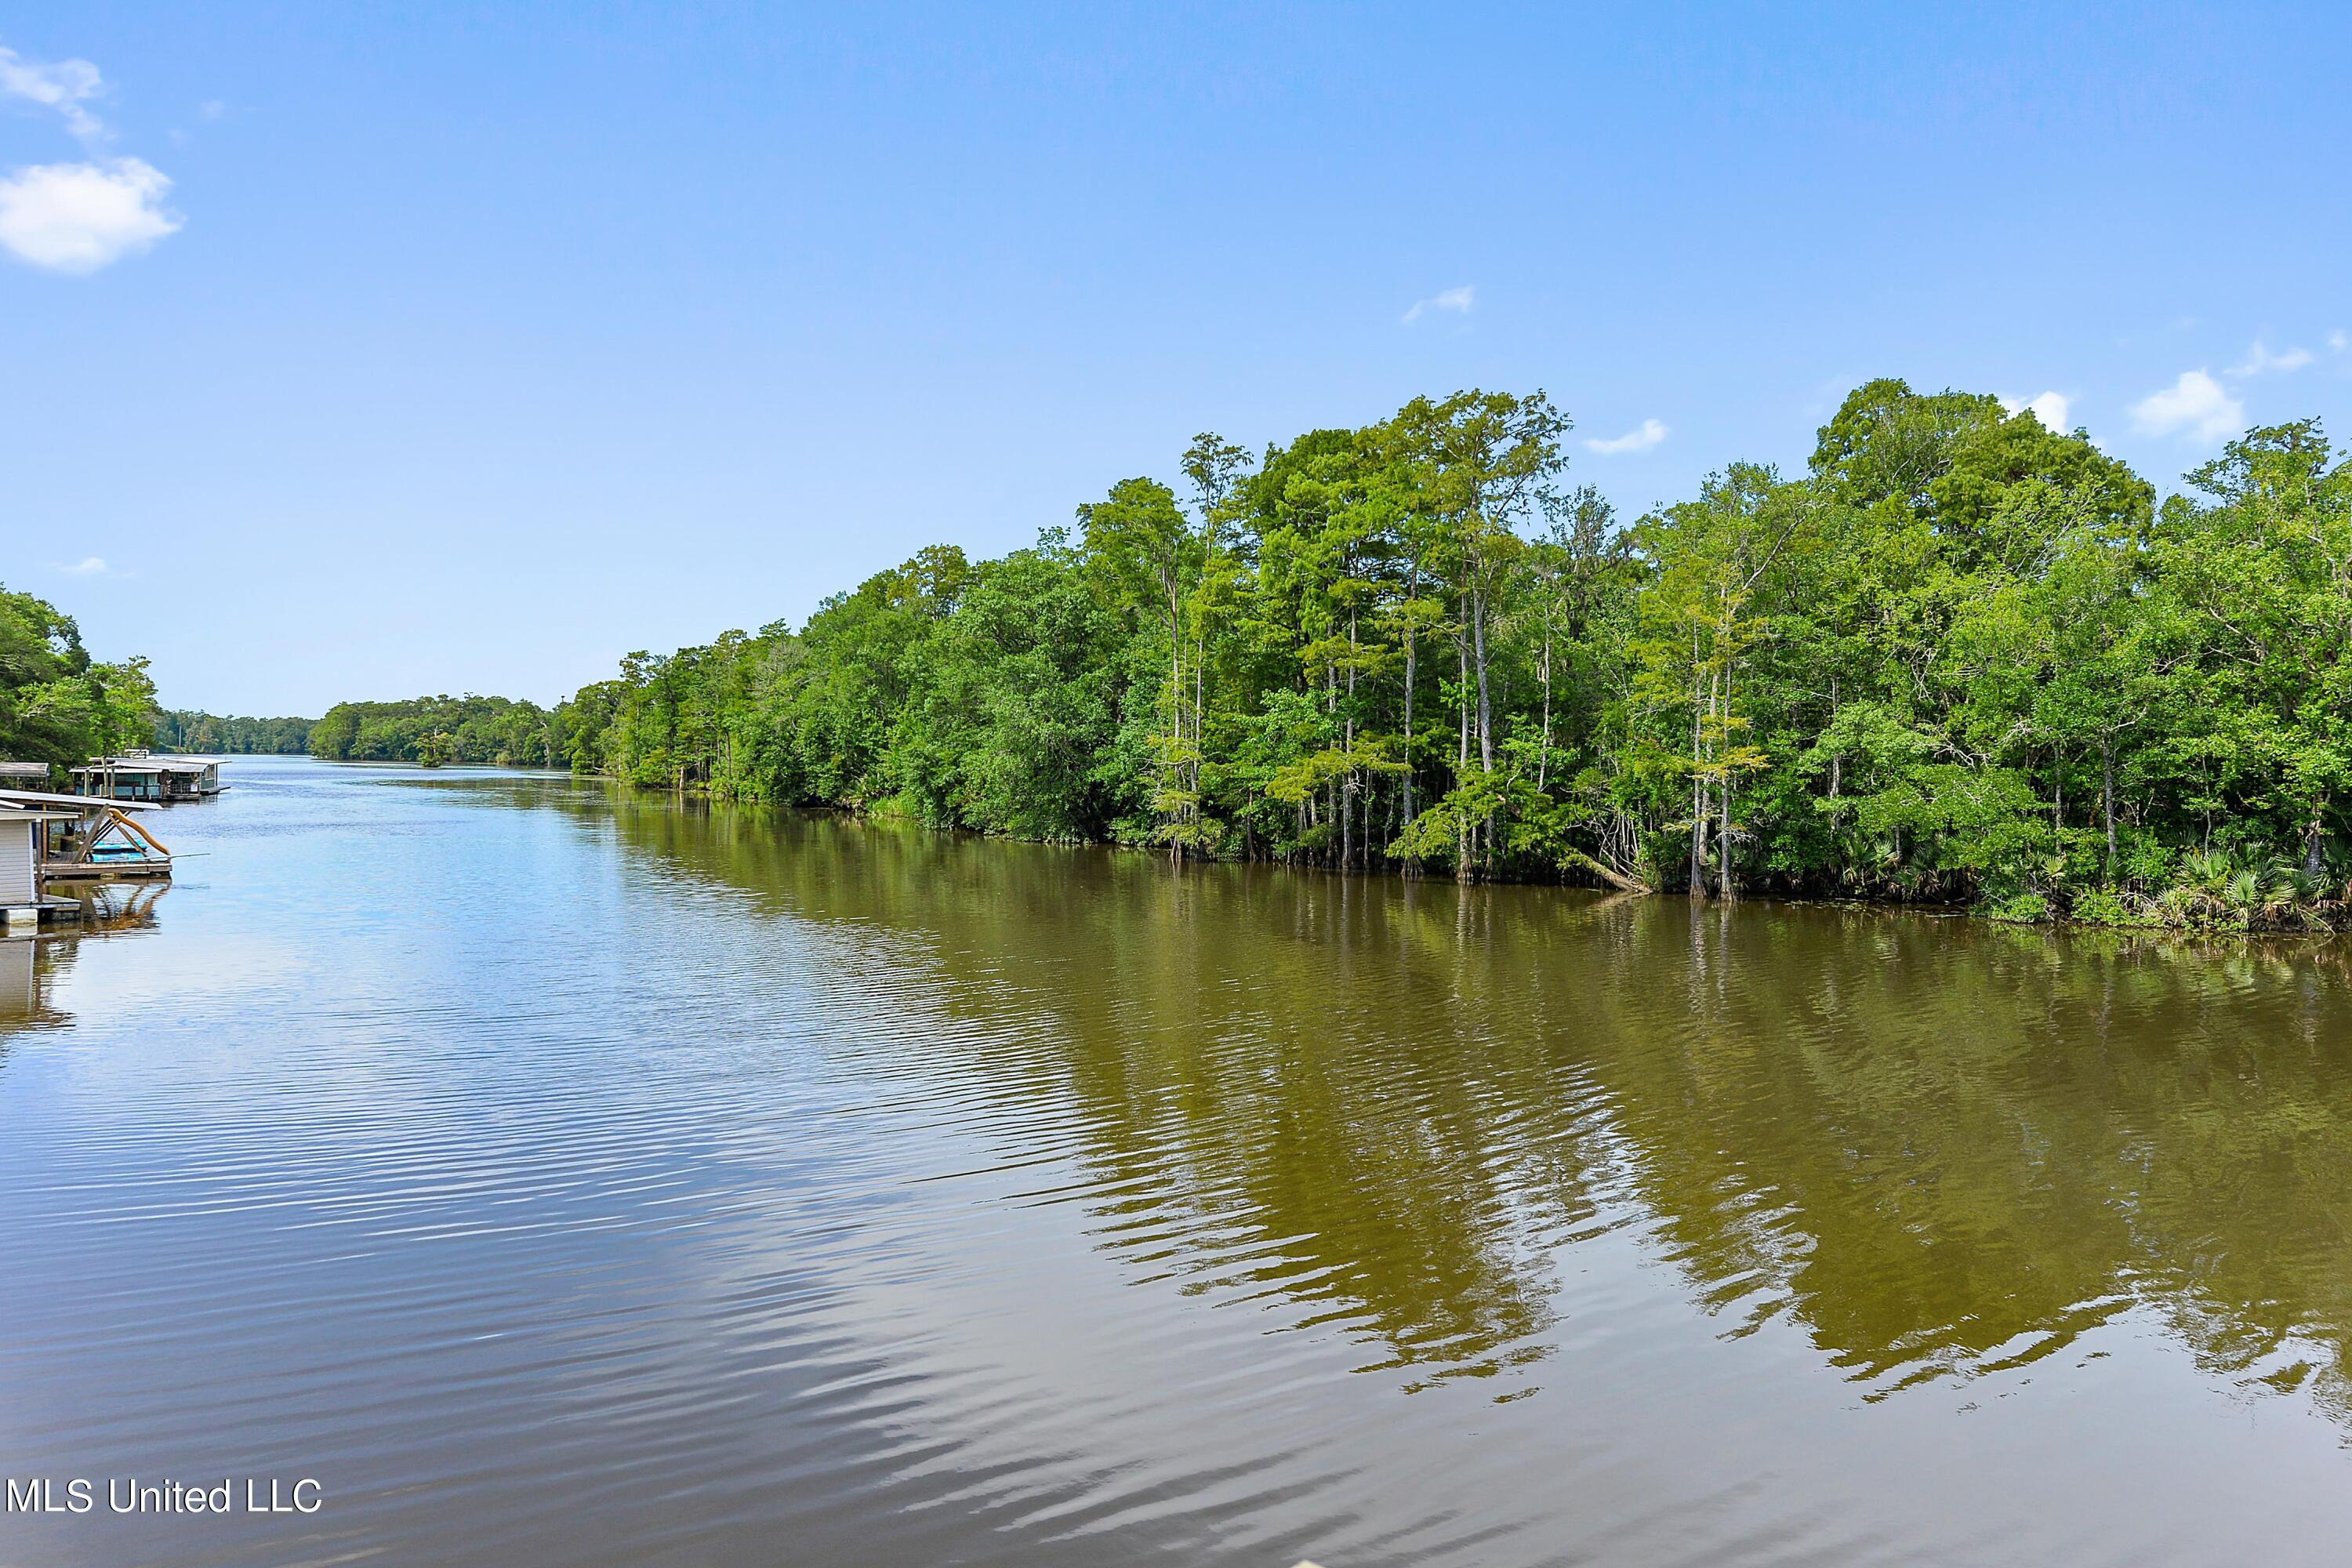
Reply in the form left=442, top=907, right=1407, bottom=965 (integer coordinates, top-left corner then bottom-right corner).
left=317, top=379, right=2352, bottom=929
left=0, top=585, right=158, bottom=776
left=154, top=710, right=314, bottom=755
left=307, top=694, right=558, bottom=768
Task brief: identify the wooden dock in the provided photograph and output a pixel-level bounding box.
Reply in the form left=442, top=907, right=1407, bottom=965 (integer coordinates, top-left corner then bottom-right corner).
left=0, top=786, right=173, bottom=895
left=42, top=859, right=172, bottom=882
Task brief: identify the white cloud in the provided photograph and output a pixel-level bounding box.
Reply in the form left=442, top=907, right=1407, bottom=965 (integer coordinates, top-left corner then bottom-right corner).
left=1999, top=391, right=2071, bottom=433
left=1400, top=285, right=1475, bottom=325
left=2330, top=329, right=2348, bottom=354
left=2130, top=369, right=2243, bottom=443
left=57, top=557, right=111, bottom=575
left=1584, top=417, right=1668, bottom=455
left=2228, top=339, right=2314, bottom=376
left=0, top=42, right=179, bottom=273
left=0, top=43, right=105, bottom=141
left=0, top=158, right=180, bottom=272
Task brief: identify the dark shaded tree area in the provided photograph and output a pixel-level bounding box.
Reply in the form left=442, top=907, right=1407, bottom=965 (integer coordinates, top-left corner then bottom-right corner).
left=309, top=694, right=563, bottom=768
left=413, top=380, right=2352, bottom=927
left=155, top=710, right=314, bottom=754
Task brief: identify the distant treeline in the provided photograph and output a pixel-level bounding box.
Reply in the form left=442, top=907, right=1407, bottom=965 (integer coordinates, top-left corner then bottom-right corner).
left=320, top=379, right=2352, bottom=929
left=308, top=694, right=563, bottom=768
left=155, top=710, right=313, bottom=754
left=1, top=584, right=157, bottom=777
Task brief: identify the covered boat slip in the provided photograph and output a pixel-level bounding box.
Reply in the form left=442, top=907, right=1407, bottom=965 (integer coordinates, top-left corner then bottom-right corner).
left=0, top=790, right=172, bottom=924
left=70, top=751, right=227, bottom=804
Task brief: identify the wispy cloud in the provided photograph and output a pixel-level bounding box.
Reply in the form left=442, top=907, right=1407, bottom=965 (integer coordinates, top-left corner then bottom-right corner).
left=1400, top=285, right=1475, bottom=325
left=56, top=556, right=114, bottom=576
left=2229, top=339, right=2314, bottom=376
left=0, top=39, right=180, bottom=274
left=2130, top=369, right=2243, bottom=443
left=2331, top=329, right=2348, bottom=354
left=169, top=102, right=227, bottom=147
left=0, top=43, right=105, bottom=143
left=0, top=158, right=180, bottom=272
left=1999, top=391, right=2071, bottom=433
left=1584, top=418, right=1667, bottom=455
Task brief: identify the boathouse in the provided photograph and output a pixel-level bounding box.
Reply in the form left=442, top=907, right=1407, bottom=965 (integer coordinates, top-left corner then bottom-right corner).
left=0, top=789, right=172, bottom=899
left=71, top=753, right=224, bottom=804
left=0, top=808, right=37, bottom=905
left=0, top=803, right=90, bottom=925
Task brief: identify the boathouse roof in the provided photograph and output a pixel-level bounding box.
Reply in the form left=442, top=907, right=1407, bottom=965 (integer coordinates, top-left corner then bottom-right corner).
left=0, top=788, right=161, bottom=812
left=75, top=756, right=217, bottom=775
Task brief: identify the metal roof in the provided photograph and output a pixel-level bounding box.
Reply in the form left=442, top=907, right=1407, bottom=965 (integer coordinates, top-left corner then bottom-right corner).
left=0, top=787, right=161, bottom=812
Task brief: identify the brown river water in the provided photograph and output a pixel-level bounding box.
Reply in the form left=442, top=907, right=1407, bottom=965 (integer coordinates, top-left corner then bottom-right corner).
left=3, top=757, right=2350, bottom=1566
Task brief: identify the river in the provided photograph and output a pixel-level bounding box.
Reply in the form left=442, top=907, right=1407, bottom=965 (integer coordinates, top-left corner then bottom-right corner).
left=3, top=757, right=2348, bottom=1566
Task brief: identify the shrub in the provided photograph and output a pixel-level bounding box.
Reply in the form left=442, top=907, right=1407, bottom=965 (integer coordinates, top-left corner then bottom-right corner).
left=2069, top=889, right=2157, bottom=928
left=1985, top=891, right=2050, bottom=924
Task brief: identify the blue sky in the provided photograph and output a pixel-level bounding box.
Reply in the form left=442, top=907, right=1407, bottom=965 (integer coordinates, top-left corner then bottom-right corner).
left=4, top=2, right=2347, bottom=716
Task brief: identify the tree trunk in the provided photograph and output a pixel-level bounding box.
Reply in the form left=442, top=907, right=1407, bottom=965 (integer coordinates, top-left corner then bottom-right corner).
left=1457, top=634, right=1471, bottom=772
left=1537, top=626, right=1552, bottom=795
left=1170, top=590, right=1185, bottom=862
left=1457, top=630, right=1472, bottom=882
left=1688, top=625, right=1706, bottom=898
left=1402, top=619, right=1417, bottom=868
left=1719, top=655, right=1735, bottom=900
left=1828, top=674, right=1841, bottom=800
left=1345, top=604, right=1359, bottom=869
left=1471, top=585, right=1494, bottom=771
left=1563, top=847, right=1649, bottom=893
left=2102, top=740, right=2116, bottom=877
left=1718, top=778, right=1734, bottom=901
left=1192, top=606, right=1206, bottom=826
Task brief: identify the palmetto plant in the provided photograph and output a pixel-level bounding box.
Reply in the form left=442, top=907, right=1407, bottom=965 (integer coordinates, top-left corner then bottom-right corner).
left=2166, top=848, right=2331, bottom=929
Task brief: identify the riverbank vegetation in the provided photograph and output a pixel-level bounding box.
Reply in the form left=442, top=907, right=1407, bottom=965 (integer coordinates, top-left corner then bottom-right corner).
left=154, top=710, right=313, bottom=754
left=0, top=585, right=158, bottom=779
left=308, top=694, right=562, bottom=768
left=327, top=379, right=2352, bottom=927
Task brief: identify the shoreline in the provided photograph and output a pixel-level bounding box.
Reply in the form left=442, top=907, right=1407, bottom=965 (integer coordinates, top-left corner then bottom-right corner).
left=304, top=755, right=2350, bottom=942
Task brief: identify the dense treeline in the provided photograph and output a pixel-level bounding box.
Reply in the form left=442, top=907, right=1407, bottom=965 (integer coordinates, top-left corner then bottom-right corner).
left=0, top=584, right=158, bottom=779
left=155, top=709, right=314, bottom=754
left=309, top=694, right=561, bottom=767
left=440, top=378, right=2352, bottom=928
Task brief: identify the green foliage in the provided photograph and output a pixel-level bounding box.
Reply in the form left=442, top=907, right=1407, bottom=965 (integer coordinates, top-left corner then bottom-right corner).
left=399, top=381, right=2352, bottom=928
left=0, top=583, right=157, bottom=773
left=1985, top=891, right=2051, bottom=925
left=155, top=710, right=314, bottom=753
left=2067, top=890, right=2156, bottom=929
left=310, top=694, right=561, bottom=767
